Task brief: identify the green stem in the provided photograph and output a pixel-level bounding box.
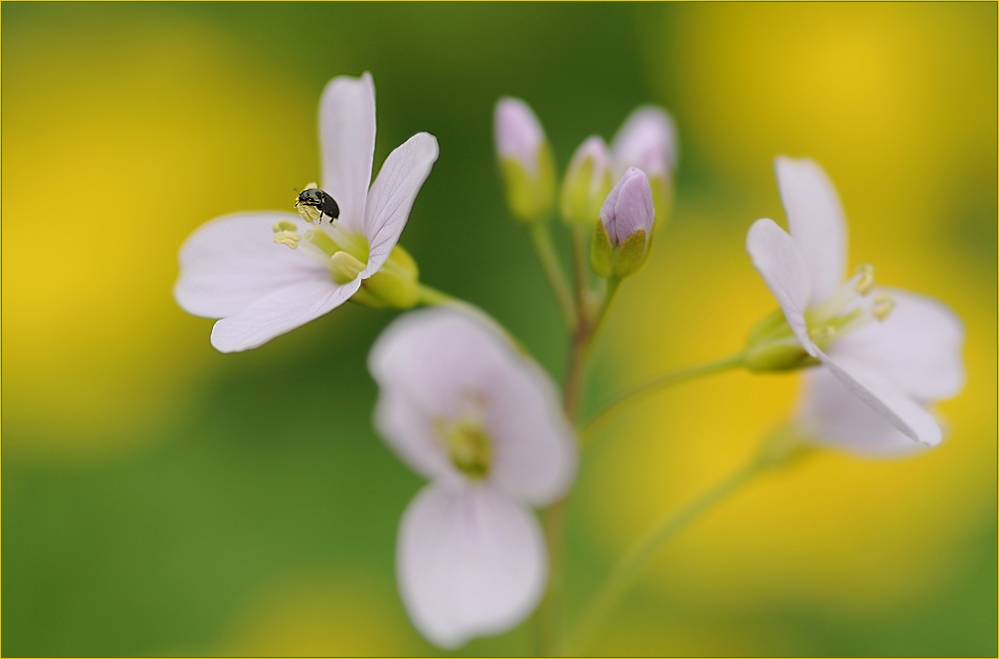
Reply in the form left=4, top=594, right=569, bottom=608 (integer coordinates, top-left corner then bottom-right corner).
left=570, top=225, right=590, bottom=317
left=528, top=222, right=578, bottom=330
left=566, top=457, right=766, bottom=655
left=580, top=351, right=746, bottom=446
left=588, top=277, right=620, bottom=344
left=537, top=324, right=589, bottom=656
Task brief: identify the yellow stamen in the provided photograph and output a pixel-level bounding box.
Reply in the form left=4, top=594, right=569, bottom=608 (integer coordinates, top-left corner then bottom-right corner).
left=272, top=220, right=297, bottom=233
left=434, top=417, right=492, bottom=479
left=872, top=294, right=896, bottom=322
left=854, top=263, right=875, bottom=296
left=273, top=230, right=300, bottom=249
left=330, top=251, right=365, bottom=284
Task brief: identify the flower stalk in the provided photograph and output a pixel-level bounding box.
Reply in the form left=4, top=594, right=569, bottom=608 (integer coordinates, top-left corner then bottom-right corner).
left=566, top=427, right=808, bottom=655
left=581, top=351, right=747, bottom=445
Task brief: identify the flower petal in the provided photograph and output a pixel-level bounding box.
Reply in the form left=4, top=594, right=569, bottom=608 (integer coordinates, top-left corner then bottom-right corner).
left=774, top=157, right=848, bottom=305
left=483, top=356, right=577, bottom=507
left=362, top=132, right=439, bottom=275
left=319, top=72, right=376, bottom=233
left=746, top=218, right=816, bottom=355
left=833, top=288, right=966, bottom=401
left=174, top=212, right=328, bottom=319
left=210, top=277, right=359, bottom=353
left=372, top=389, right=457, bottom=483
left=369, top=308, right=577, bottom=500
left=610, top=105, right=678, bottom=179
left=795, top=367, right=932, bottom=458
left=816, top=351, right=943, bottom=447
left=397, top=481, right=546, bottom=649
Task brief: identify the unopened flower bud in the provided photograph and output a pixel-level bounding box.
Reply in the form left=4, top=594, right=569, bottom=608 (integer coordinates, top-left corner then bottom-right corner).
left=591, top=168, right=655, bottom=279
left=560, top=136, right=612, bottom=226
left=353, top=244, right=421, bottom=309
left=611, top=105, right=678, bottom=226
left=494, top=97, right=556, bottom=224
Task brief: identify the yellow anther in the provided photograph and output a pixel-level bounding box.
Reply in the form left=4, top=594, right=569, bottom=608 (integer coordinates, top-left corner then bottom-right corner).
left=272, top=220, right=297, bottom=233
left=872, top=294, right=896, bottom=322
left=854, top=263, right=875, bottom=296
left=273, top=231, right=300, bottom=249
left=330, top=250, right=365, bottom=284
left=296, top=203, right=322, bottom=224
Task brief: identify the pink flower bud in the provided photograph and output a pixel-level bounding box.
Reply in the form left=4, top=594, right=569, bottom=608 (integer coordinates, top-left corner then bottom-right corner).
left=493, top=97, right=546, bottom=175
left=600, top=168, right=655, bottom=246
left=610, top=105, right=677, bottom=179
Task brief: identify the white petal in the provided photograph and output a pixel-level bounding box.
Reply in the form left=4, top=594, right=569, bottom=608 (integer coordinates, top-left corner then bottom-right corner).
left=610, top=105, right=678, bottom=179
left=362, top=132, right=440, bottom=275
left=817, top=351, right=943, bottom=447
left=774, top=157, right=848, bottom=305
left=795, top=367, right=932, bottom=458
left=210, top=277, right=359, bottom=353
left=369, top=309, right=577, bottom=499
left=834, top=288, right=966, bottom=401
left=174, top=212, right=328, bottom=319
left=397, top=482, right=546, bottom=649
left=372, top=390, right=457, bottom=483
left=483, top=353, right=577, bottom=506
left=319, top=72, right=376, bottom=233
left=745, top=218, right=816, bottom=355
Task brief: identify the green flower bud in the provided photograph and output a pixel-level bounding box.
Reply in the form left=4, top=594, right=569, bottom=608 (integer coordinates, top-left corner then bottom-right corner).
left=494, top=97, right=556, bottom=223
left=560, top=136, right=612, bottom=226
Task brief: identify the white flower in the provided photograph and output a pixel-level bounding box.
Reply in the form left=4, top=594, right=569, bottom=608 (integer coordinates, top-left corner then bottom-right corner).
left=746, top=157, right=965, bottom=451
left=369, top=309, right=577, bottom=648
left=174, top=73, right=439, bottom=352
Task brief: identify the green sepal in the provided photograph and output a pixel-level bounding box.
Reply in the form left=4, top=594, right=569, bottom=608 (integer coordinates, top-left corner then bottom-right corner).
left=351, top=244, right=421, bottom=310
left=590, top=222, right=614, bottom=278
left=743, top=307, right=818, bottom=372
left=498, top=142, right=556, bottom=224
left=611, top=228, right=650, bottom=278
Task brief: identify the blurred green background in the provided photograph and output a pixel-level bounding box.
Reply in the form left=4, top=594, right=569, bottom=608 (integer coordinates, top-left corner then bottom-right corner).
left=2, top=2, right=995, bottom=656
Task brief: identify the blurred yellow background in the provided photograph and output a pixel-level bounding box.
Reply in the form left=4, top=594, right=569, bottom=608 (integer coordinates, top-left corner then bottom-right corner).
left=2, top=3, right=995, bottom=656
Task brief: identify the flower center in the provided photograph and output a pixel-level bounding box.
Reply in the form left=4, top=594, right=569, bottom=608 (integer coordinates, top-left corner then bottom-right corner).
left=272, top=202, right=370, bottom=285
left=433, top=399, right=493, bottom=479
left=804, top=263, right=896, bottom=350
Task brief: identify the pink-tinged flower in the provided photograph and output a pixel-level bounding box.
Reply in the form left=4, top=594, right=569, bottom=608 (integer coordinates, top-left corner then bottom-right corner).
left=369, top=309, right=577, bottom=648
left=174, top=73, right=439, bottom=352
left=746, top=157, right=965, bottom=450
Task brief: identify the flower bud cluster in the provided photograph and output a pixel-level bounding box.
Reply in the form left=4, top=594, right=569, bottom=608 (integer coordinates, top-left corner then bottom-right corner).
left=493, top=98, right=678, bottom=282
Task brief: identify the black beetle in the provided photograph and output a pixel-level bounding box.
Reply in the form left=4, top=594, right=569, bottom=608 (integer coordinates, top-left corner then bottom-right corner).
left=295, top=187, right=340, bottom=223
